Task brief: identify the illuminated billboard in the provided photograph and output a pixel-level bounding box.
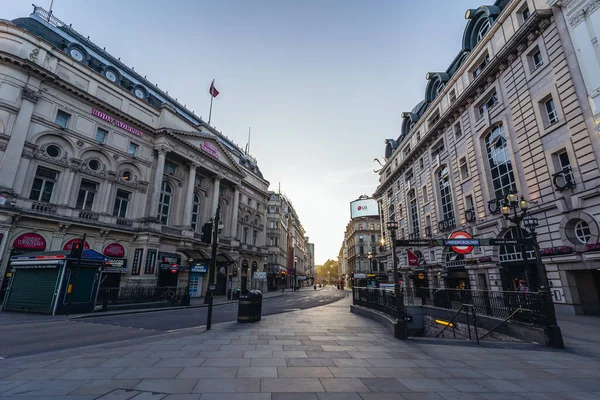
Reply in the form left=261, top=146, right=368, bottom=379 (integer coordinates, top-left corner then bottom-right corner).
left=350, top=198, right=379, bottom=219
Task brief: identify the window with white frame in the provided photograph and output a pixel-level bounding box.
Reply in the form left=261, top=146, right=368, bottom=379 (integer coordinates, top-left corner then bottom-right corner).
left=96, top=127, right=108, bottom=143
left=575, top=220, right=592, bottom=244
left=556, top=150, right=574, bottom=186
left=459, top=157, right=469, bottom=179
left=113, top=189, right=130, bottom=218
left=431, top=139, right=445, bottom=158
left=191, top=194, right=200, bottom=231
left=473, top=54, right=490, bottom=78
left=253, top=230, right=258, bottom=246
left=76, top=179, right=97, bottom=210
left=485, top=125, right=516, bottom=200
left=158, top=181, right=173, bottom=224
left=500, top=228, right=535, bottom=262
left=128, top=142, right=139, bottom=156
left=531, top=48, right=543, bottom=70
left=438, top=166, right=455, bottom=222
left=422, top=185, right=428, bottom=203
left=449, top=89, right=457, bottom=104
left=29, top=166, right=58, bottom=203
left=454, top=122, right=462, bottom=138
left=544, top=98, right=559, bottom=125
left=55, top=110, right=70, bottom=128
left=409, top=190, right=419, bottom=237
left=478, top=90, right=499, bottom=118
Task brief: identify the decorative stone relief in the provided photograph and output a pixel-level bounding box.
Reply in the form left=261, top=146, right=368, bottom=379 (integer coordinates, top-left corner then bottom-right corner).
left=76, top=140, right=84, bottom=148
left=35, top=144, right=68, bottom=165
left=21, top=87, right=40, bottom=103
left=113, top=154, right=119, bottom=161
left=29, top=48, right=39, bottom=63
left=81, top=159, right=107, bottom=178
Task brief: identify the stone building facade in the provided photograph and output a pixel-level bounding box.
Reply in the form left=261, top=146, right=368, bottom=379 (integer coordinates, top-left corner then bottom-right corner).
left=0, top=8, right=269, bottom=301
left=266, top=192, right=312, bottom=289
left=343, top=216, right=384, bottom=286
left=373, top=0, right=600, bottom=315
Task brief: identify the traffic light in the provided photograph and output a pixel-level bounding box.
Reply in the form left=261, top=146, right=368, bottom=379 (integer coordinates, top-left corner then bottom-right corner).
left=201, top=222, right=213, bottom=244
left=70, top=240, right=84, bottom=259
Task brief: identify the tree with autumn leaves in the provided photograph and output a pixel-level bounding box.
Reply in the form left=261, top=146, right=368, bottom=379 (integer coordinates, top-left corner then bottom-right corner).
left=315, top=259, right=339, bottom=284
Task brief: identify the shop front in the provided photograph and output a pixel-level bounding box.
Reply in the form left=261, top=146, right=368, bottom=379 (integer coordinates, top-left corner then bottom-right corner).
left=189, top=263, right=208, bottom=298
left=157, top=252, right=181, bottom=287
left=101, top=243, right=127, bottom=289
left=3, top=249, right=106, bottom=314
left=1, top=232, right=47, bottom=302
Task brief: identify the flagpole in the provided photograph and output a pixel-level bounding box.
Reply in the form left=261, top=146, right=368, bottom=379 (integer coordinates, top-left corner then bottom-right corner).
left=208, top=95, right=214, bottom=125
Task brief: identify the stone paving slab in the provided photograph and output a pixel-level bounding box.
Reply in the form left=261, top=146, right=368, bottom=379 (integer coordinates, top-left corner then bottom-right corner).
left=1, top=296, right=600, bottom=399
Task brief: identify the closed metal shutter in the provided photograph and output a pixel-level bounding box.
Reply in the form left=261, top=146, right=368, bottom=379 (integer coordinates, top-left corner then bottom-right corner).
left=4, top=268, right=60, bottom=314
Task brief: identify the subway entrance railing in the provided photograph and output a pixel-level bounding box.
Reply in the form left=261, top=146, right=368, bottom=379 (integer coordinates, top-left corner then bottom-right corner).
left=352, top=286, right=548, bottom=333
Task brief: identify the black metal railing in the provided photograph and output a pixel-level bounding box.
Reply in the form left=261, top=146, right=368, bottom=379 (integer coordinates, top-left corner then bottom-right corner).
left=353, top=286, right=545, bottom=327
left=403, top=287, right=545, bottom=326
left=96, top=286, right=189, bottom=309
left=352, top=287, right=397, bottom=319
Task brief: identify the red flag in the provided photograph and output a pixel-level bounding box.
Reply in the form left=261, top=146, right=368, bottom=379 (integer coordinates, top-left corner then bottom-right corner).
left=209, top=80, right=219, bottom=98
left=407, top=249, right=419, bottom=267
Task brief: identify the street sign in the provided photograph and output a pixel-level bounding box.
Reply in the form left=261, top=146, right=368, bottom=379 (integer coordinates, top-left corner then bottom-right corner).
left=395, top=239, right=438, bottom=247
left=448, top=231, right=475, bottom=254
left=254, top=272, right=267, bottom=280
left=488, top=238, right=532, bottom=246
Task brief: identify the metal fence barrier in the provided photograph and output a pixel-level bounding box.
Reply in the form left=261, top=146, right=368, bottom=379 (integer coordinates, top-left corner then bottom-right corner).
left=97, top=286, right=189, bottom=309
left=353, top=286, right=545, bottom=327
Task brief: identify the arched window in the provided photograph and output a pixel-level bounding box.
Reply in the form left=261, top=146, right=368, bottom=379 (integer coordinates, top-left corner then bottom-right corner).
left=409, top=190, right=419, bottom=236
left=191, top=194, right=200, bottom=231
left=388, top=204, right=395, bottom=222
left=438, top=166, right=454, bottom=222
left=158, top=181, right=172, bottom=225
left=477, top=18, right=491, bottom=43
left=499, top=228, right=535, bottom=262
left=485, top=125, right=516, bottom=200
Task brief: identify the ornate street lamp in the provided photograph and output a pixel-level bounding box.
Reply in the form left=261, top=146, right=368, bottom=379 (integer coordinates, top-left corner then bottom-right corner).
left=367, top=251, right=373, bottom=273
left=385, top=220, right=407, bottom=339
left=522, top=214, right=564, bottom=349
left=500, top=191, right=531, bottom=285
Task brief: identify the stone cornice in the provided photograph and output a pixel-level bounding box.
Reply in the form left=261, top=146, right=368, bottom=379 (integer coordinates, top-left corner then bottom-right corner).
left=374, top=9, right=553, bottom=197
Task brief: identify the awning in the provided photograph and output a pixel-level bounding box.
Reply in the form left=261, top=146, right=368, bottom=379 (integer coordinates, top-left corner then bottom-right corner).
left=177, top=248, right=210, bottom=261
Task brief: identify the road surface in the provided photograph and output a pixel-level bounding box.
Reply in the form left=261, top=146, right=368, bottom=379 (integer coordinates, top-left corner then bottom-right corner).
left=0, top=287, right=348, bottom=358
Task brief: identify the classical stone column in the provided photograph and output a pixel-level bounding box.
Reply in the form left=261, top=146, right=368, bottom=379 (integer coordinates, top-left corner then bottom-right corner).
left=231, top=186, right=240, bottom=238
left=0, top=88, right=40, bottom=191
left=149, top=147, right=167, bottom=219
left=61, top=167, right=78, bottom=206
left=210, top=176, right=221, bottom=218
left=183, top=163, right=198, bottom=227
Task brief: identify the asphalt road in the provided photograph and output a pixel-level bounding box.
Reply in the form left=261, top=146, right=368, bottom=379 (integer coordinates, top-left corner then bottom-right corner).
left=0, top=287, right=348, bottom=358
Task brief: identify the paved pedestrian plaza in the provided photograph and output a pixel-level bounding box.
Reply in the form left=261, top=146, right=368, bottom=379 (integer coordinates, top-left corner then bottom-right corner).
left=1, top=296, right=599, bottom=399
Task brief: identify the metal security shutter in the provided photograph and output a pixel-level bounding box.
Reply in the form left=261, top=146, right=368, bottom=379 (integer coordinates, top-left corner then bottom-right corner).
left=4, top=268, right=60, bottom=314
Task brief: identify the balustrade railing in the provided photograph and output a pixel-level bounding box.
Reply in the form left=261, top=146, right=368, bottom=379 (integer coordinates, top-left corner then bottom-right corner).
left=79, top=210, right=99, bottom=221
left=31, top=201, right=57, bottom=214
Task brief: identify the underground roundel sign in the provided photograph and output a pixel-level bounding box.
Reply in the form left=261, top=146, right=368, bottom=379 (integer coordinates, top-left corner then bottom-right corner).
left=449, top=231, right=474, bottom=254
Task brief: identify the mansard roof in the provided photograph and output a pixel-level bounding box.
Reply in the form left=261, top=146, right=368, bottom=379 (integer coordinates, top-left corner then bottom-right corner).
left=395, top=0, right=509, bottom=145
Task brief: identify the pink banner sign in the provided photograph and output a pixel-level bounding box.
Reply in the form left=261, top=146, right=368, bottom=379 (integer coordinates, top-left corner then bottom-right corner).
left=13, top=233, right=46, bottom=250
left=63, top=239, right=90, bottom=251
left=201, top=142, right=219, bottom=159
left=92, top=109, right=143, bottom=137
left=103, top=243, right=125, bottom=257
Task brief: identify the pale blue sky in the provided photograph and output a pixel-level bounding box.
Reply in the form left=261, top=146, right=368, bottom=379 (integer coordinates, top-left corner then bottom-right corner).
left=6, top=0, right=481, bottom=264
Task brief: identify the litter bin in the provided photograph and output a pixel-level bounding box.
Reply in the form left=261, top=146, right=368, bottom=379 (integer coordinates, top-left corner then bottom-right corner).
left=237, top=289, right=263, bottom=323
left=232, top=288, right=240, bottom=300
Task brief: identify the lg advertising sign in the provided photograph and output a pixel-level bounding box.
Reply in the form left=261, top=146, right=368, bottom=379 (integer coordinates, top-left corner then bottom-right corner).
left=350, top=198, right=379, bottom=219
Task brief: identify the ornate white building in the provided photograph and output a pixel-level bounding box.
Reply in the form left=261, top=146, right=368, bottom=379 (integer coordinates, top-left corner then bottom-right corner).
left=374, top=0, right=600, bottom=315
left=0, top=7, right=270, bottom=301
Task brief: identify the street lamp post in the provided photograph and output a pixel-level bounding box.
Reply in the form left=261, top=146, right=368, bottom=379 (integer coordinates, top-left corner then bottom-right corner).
left=386, top=220, right=407, bottom=339
left=294, top=256, right=297, bottom=291
left=501, top=191, right=531, bottom=286
left=523, top=215, right=565, bottom=349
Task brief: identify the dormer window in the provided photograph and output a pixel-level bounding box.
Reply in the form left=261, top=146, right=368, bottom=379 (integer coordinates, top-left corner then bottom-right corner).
left=477, top=19, right=491, bottom=42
